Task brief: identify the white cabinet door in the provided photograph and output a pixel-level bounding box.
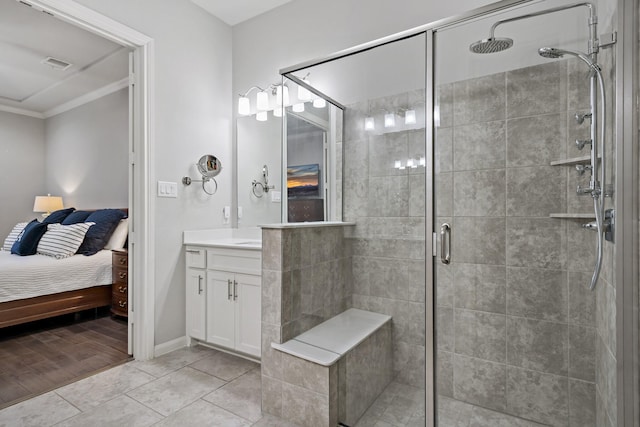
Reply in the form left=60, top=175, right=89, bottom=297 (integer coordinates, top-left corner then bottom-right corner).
left=206, top=270, right=235, bottom=348
left=186, top=268, right=206, bottom=340
left=234, top=273, right=262, bottom=357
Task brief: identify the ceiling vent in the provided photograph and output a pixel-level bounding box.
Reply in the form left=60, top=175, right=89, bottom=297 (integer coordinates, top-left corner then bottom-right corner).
left=41, top=56, right=72, bottom=71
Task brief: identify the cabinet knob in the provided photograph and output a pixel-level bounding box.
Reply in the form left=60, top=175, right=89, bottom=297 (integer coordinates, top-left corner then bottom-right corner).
left=118, top=286, right=127, bottom=293
left=119, top=257, right=127, bottom=265
left=119, top=271, right=127, bottom=280
left=118, top=300, right=127, bottom=308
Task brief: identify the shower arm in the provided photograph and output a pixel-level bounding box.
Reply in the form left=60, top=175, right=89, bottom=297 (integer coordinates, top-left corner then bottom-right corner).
left=488, top=2, right=597, bottom=55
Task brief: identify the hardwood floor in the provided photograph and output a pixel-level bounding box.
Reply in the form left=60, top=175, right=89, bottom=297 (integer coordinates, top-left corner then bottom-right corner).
left=0, top=308, right=129, bottom=410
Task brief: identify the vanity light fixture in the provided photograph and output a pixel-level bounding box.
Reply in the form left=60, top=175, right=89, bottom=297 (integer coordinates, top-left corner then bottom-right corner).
left=406, top=158, right=416, bottom=168
left=293, top=103, right=305, bottom=113
left=313, top=98, right=326, bottom=108
left=238, top=96, right=251, bottom=115
left=276, top=84, right=290, bottom=106
left=419, top=157, right=426, bottom=167
left=364, top=117, right=375, bottom=131
left=405, top=109, right=417, bottom=125
left=237, top=86, right=266, bottom=115
left=256, top=90, right=269, bottom=110
left=384, top=113, right=396, bottom=128
left=273, top=106, right=283, bottom=117
left=256, top=111, right=268, bottom=121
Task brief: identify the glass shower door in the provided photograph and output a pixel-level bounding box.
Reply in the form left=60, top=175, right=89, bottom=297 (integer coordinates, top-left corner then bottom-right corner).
left=432, top=1, right=615, bottom=425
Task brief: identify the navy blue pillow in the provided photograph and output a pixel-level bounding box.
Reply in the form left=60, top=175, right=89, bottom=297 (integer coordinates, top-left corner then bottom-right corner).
left=43, top=207, right=75, bottom=224
left=78, top=209, right=127, bottom=256
left=62, top=210, right=92, bottom=225
left=11, top=219, right=48, bottom=256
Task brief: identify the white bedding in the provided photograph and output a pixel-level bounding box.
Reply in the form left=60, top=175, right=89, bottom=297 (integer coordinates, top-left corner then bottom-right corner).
left=0, top=250, right=112, bottom=303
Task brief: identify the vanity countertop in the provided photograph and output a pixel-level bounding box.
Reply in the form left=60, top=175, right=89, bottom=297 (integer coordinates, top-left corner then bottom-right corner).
left=183, top=228, right=261, bottom=250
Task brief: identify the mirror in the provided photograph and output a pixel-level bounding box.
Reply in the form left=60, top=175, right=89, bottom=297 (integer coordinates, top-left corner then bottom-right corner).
left=235, top=78, right=343, bottom=226
left=197, top=155, right=222, bottom=178
left=236, top=114, right=282, bottom=226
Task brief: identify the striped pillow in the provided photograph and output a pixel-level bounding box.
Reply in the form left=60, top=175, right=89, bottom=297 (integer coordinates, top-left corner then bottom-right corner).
left=37, top=222, right=95, bottom=259
left=2, top=222, right=29, bottom=251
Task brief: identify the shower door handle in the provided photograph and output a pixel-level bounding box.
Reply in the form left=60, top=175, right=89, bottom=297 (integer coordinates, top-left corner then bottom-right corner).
left=440, top=223, right=451, bottom=265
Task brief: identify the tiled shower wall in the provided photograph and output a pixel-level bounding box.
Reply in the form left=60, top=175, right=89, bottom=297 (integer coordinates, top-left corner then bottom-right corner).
left=342, top=90, right=427, bottom=388
left=434, top=58, right=611, bottom=426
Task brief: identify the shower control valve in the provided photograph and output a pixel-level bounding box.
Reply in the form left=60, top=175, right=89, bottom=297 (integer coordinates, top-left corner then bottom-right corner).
left=575, top=164, right=592, bottom=175
left=574, top=112, right=592, bottom=125
left=575, top=139, right=592, bottom=150
left=577, top=184, right=599, bottom=196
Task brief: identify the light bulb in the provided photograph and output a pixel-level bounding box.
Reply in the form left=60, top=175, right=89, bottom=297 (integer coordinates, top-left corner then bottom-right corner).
left=407, top=158, right=415, bottom=168
left=293, top=103, right=305, bottom=113
left=384, top=113, right=395, bottom=128
left=273, top=106, right=283, bottom=117
left=394, top=160, right=402, bottom=169
left=313, top=98, right=326, bottom=108
left=256, top=111, right=268, bottom=121
left=276, top=85, right=290, bottom=106
left=238, top=96, right=250, bottom=115
left=364, top=117, right=375, bottom=130
left=256, top=91, right=269, bottom=110
left=298, top=84, right=311, bottom=102
left=419, top=157, right=426, bottom=167
left=405, top=109, right=416, bottom=125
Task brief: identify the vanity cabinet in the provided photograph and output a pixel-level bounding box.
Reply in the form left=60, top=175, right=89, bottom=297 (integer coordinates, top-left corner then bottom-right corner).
left=185, top=245, right=261, bottom=358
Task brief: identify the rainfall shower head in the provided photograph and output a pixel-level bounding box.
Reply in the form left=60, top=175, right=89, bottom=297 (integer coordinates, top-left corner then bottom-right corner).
left=469, top=37, right=514, bottom=54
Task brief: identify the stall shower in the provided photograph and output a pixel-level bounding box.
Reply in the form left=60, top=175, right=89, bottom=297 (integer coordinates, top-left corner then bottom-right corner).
left=275, top=0, right=620, bottom=425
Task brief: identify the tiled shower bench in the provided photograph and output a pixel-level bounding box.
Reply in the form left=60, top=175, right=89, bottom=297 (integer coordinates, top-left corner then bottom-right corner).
left=272, top=308, right=393, bottom=427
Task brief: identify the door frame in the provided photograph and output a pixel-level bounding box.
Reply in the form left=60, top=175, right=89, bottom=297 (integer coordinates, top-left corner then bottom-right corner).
left=26, top=0, right=156, bottom=360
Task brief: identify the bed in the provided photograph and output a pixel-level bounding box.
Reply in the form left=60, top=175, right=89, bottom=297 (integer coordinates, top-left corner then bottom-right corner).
left=0, top=208, right=127, bottom=329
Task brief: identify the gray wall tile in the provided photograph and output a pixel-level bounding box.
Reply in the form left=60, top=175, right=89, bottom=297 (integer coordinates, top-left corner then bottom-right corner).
left=453, top=73, right=506, bottom=125
left=506, top=113, right=566, bottom=167
left=569, top=380, right=596, bottom=427
left=506, top=62, right=567, bottom=118
left=453, top=217, right=506, bottom=265
left=506, top=366, right=569, bottom=426
left=568, top=271, right=596, bottom=326
left=453, top=121, right=506, bottom=171
left=506, top=267, right=568, bottom=322
left=453, top=354, right=506, bottom=412
left=435, top=127, right=453, bottom=173
left=507, top=317, right=568, bottom=376
left=454, top=263, right=506, bottom=314
left=453, top=169, right=506, bottom=217
left=506, top=166, right=566, bottom=217
left=568, top=325, right=595, bottom=382
left=367, top=175, right=409, bottom=217
left=506, top=217, right=566, bottom=269
left=454, top=309, right=506, bottom=363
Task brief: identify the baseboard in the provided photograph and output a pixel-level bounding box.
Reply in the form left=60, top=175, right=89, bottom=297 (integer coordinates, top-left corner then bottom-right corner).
left=154, top=336, right=187, bottom=357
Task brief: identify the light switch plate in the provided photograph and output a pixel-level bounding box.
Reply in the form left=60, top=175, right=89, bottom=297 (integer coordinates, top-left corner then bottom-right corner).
left=158, top=181, right=177, bottom=198
left=271, top=191, right=281, bottom=202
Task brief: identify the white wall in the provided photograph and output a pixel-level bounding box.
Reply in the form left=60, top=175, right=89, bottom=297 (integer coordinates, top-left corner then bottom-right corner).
left=0, top=111, right=46, bottom=239
left=45, top=89, right=128, bottom=209
left=231, top=0, right=496, bottom=104
left=75, top=0, right=233, bottom=345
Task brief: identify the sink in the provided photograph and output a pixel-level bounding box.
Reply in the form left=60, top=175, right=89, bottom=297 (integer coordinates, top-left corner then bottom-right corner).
left=234, top=241, right=261, bottom=245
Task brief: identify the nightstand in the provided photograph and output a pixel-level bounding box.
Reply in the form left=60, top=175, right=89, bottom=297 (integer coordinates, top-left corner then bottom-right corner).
left=111, top=249, right=128, bottom=318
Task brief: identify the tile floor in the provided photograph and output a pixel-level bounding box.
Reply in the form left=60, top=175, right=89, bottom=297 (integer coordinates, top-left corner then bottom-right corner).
left=0, top=345, right=299, bottom=427
left=0, top=343, right=543, bottom=427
